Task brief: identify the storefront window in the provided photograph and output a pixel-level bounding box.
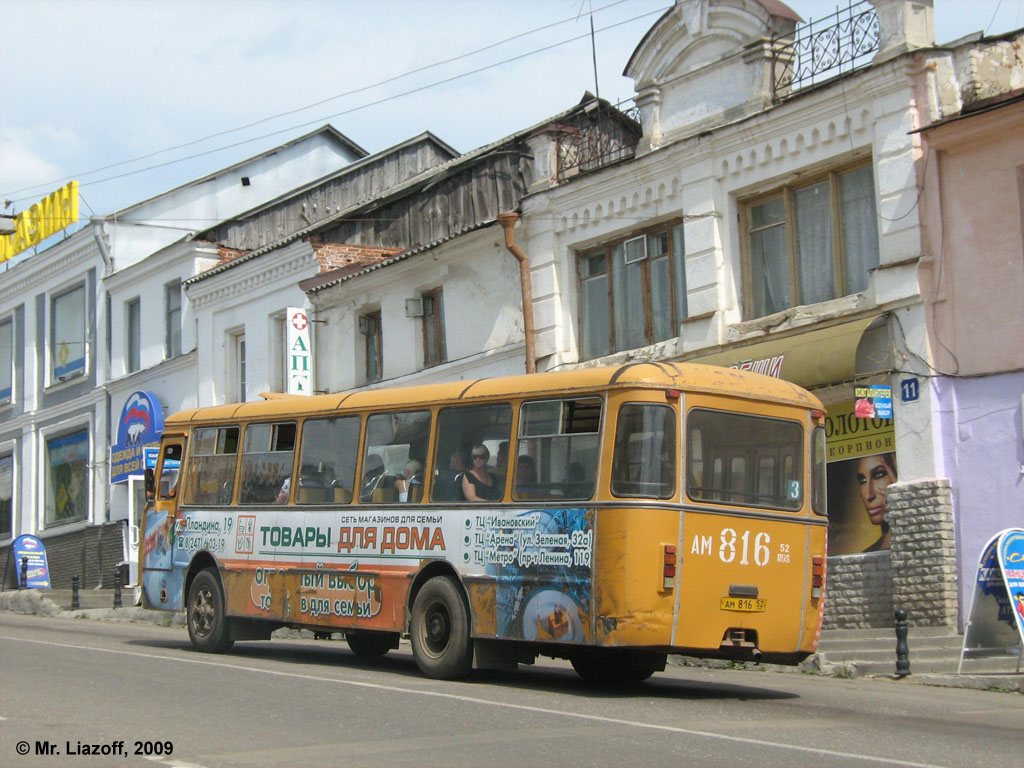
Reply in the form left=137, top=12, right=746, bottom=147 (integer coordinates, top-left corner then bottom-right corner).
left=0, top=453, right=12, bottom=537
left=45, top=430, right=89, bottom=524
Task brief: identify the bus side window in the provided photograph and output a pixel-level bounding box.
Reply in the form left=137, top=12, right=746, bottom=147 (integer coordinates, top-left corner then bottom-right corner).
left=183, top=426, right=240, bottom=506
left=295, top=416, right=360, bottom=505
left=431, top=403, right=512, bottom=503
left=158, top=443, right=183, bottom=500
left=515, top=397, right=601, bottom=501
left=361, top=410, right=432, bottom=504
left=610, top=403, right=675, bottom=499
left=239, top=423, right=296, bottom=505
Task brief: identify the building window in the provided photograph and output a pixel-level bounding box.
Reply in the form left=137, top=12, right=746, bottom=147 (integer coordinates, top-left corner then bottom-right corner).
left=165, top=280, right=182, bottom=358
left=743, top=163, right=879, bottom=319
left=577, top=221, right=687, bottom=359
left=360, top=311, right=382, bottom=383
left=235, top=333, right=247, bottom=403
left=0, top=318, right=12, bottom=403
left=0, top=453, right=12, bottom=538
left=44, top=429, right=89, bottom=525
left=126, top=298, right=141, bottom=373
left=51, top=284, right=86, bottom=381
left=422, top=289, right=446, bottom=367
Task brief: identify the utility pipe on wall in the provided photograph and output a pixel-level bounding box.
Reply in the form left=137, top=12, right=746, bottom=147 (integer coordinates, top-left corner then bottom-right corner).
left=497, top=212, right=536, bottom=374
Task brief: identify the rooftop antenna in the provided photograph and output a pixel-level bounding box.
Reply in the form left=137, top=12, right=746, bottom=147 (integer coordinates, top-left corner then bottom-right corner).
left=577, top=0, right=600, bottom=99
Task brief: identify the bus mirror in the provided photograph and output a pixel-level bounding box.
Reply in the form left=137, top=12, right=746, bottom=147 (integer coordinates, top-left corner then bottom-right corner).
left=144, top=467, right=155, bottom=501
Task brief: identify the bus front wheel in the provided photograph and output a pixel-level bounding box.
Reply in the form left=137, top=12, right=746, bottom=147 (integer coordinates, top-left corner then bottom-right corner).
left=410, top=577, right=472, bottom=679
left=187, top=568, right=234, bottom=653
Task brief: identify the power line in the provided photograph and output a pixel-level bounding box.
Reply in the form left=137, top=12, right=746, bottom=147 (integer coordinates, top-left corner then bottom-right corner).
left=2, top=1, right=664, bottom=203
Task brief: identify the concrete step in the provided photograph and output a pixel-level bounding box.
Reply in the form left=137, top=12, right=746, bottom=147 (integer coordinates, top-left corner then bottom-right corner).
left=811, top=625, right=1022, bottom=678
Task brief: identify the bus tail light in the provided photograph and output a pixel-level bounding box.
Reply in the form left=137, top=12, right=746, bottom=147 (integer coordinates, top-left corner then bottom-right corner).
left=663, top=545, right=677, bottom=590
left=811, top=556, right=825, bottom=599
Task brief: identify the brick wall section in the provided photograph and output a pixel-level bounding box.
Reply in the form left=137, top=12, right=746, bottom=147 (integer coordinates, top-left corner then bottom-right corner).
left=887, top=478, right=959, bottom=628
left=823, top=552, right=894, bottom=629
left=1, top=523, right=126, bottom=590
left=308, top=237, right=403, bottom=272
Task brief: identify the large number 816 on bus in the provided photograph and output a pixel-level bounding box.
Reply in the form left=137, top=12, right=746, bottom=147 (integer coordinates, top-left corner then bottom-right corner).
left=141, top=362, right=827, bottom=684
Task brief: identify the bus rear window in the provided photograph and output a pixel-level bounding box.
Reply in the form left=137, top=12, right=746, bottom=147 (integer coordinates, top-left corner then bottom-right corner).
left=611, top=404, right=675, bottom=499
left=183, top=426, right=239, bottom=506
left=687, top=409, right=803, bottom=510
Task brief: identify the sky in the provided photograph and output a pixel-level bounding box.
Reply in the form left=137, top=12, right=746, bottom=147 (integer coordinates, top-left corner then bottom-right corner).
left=2, top=0, right=1023, bottom=223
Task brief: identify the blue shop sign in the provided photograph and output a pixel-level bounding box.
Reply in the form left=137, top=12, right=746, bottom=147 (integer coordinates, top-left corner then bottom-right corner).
left=110, top=391, right=165, bottom=484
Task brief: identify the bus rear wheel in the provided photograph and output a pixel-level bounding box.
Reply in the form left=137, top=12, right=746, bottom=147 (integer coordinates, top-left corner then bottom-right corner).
left=410, top=577, right=472, bottom=679
left=346, top=630, right=398, bottom=658
left=571, top=649, right=664, bottom=686
left=187, top=568, right=234, bottom=653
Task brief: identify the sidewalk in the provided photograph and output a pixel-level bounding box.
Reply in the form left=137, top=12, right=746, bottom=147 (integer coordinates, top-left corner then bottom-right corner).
left=2, top=588, right=1021, bottom=692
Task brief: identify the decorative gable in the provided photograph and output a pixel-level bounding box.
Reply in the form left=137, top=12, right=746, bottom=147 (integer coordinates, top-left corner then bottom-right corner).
left=624, top=0, right=799, bottom=152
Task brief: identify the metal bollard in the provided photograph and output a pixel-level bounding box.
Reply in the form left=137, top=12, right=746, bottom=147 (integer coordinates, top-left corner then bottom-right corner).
left=71, top=575, right=80, bottom=610
left=113, top=567, right=122, bottom=609
left=894, top=609, right=911, bottom=678
left=19, top=556, right=27, bottom=589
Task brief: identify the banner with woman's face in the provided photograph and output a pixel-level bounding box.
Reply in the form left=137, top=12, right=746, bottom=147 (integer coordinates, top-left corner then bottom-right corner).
left=824, top=401, right=896, bottom=555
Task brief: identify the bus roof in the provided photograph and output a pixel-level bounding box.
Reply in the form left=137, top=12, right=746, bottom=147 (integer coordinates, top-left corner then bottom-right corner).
left=163, top=362, right=822, bottom=428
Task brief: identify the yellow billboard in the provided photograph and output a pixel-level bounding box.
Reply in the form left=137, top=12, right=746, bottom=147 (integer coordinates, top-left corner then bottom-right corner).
left=0, top=181, right=79, bottom=262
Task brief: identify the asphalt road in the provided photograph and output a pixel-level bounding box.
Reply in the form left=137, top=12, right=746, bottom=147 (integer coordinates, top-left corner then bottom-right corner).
left=1, top=612, right=1021, bottom=768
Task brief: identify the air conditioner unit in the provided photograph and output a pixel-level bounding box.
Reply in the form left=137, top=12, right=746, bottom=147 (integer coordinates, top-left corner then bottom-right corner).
left=623, top=235, right=647, bottom=265
left=405, top=298, right=425, bottom=317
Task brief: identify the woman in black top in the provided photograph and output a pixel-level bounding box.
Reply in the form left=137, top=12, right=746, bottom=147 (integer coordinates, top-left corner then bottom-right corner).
left=462, top=444, right=500, bottom=501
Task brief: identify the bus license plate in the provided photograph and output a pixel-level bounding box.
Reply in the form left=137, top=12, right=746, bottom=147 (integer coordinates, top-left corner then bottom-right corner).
left=720, top=597, right=766, bottom=612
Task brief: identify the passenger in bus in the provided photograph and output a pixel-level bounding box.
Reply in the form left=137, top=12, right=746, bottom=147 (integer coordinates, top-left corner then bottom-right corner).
left=514, top=455, right=544, bottom=498
left=397, top=459, right=423, bottom=502
left=462, top=444, right=500, bottom=501
left=494, top=440, right=510, bottom=483
left=360, top=454, right=387, bottom=502
left=435, top=449, right=467, bottom=501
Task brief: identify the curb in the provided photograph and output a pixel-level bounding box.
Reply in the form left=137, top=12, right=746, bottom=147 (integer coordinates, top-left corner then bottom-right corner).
left=4, top=589, right=1021, bottom=692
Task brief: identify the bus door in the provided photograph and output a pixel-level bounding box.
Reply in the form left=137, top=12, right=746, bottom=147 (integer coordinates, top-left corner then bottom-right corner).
left=675, top=406, right=809, bottom=654
left=140, top=438, right=184, bottom=609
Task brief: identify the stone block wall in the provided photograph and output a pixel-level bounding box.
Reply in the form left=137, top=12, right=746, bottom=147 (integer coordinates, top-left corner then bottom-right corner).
left=823, top=552, right=894, bottom=629
left=1, top=522, right=126, bottom=590
left=888, top=478, right=958, bottom=627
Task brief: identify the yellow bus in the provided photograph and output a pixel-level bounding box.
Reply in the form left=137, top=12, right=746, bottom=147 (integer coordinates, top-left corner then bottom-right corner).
left=141, top=362, right=827, bottom=683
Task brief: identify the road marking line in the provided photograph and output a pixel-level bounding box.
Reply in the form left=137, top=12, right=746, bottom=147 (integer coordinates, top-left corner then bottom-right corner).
left=0, top=634, right=952, bottom=768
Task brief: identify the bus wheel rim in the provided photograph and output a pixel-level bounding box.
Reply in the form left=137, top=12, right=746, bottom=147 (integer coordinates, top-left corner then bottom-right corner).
left=192, top=585, right=214, bottom=637
left=423, top=601, right=451, bottom=657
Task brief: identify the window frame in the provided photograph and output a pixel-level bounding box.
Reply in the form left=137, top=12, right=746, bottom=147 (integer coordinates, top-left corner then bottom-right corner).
left=50, top=283, right=87, bottom=384
left=0, top=316, right=13, bottom=404
left=740, top=160, right=878, bottom=320
left=0, top=449, right=14, bottom=539
left=126, top=297, right=141, bottom=374
left=164, top=279, right=182, bottom=359
left=421, top=288, right=446, bottom=368
left=360, top=311, right=383, bottom=383
left=576, top=219, right=687, bottom=359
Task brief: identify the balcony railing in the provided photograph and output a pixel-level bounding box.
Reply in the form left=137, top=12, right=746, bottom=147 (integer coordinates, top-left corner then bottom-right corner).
left=555, top=100, right=641, bottom=182
left=771, top=0, right=880, bottom=101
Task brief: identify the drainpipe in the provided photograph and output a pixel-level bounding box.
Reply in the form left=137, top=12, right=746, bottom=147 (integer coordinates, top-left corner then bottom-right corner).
left=90, top=216, right=113, bottom=274
left=496, top=212, right=536, bottom=374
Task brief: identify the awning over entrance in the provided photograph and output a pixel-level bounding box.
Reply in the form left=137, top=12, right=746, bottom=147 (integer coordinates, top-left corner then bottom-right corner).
left=689, top=315, right=884, bottom=389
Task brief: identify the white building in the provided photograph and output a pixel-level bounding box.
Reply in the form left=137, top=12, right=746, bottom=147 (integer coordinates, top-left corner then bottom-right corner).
left=1, top=126, right=366, bottom=589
